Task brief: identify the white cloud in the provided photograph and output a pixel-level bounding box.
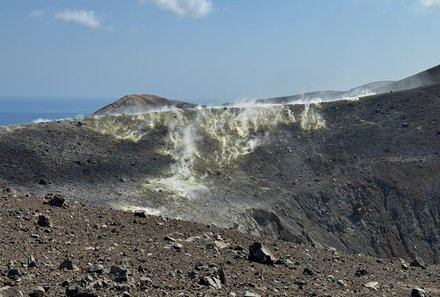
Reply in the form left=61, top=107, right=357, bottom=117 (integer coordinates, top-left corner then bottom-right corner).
left=54, top=10, right=101, bottom=28
left=147, top=0, right=213, bottom=17
left=418, top=0, right=440, bottom=9
left=30, top=9, right=46, bottom=17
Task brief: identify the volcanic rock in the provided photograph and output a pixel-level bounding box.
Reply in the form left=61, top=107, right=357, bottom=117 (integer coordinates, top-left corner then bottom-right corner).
left=45, top=194, right=66, bottom=207
left=364, top=281, right=380, bottom=290
left=28, top=254, right=37, bottom=268
left=86, top=264, right=103, bottom=274
left=248, top=242, right=276, bottom=265
left=37, top=214, right=52, bottom=228
left=59, top=259, right=74, bottom=271
left=411, top=257, right=427, bottom=269
left=7, top=268, right=21, bottom=281
left=244, top=292, right=260, bottom=297
left=38, top=179, right=47, bottom=186
left=133, top=210, right=147, bottom=218
left=29, top=287, right=45, bottom=297
left=110, top=265, right=127, bottom=276
left=355, top=268, right=368, bottom=277
left=411, top=287, right=426, bottom=297
left=65, top=287, right=97, bottom=297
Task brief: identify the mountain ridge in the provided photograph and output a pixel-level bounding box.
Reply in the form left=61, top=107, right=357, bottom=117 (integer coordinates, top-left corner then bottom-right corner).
left=98, top=64, right=439, bottom=111
left=93, top=93, right=197, bottom=116
left=1, top=81, right=440, bottom=263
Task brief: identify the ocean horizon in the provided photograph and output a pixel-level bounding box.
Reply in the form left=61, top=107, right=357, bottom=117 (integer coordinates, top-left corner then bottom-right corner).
left=0, top=96, right=113, bottom=126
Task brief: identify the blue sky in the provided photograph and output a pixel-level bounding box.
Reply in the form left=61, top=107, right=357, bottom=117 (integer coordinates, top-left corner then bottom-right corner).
left=1, top=0, right=440, bottom=105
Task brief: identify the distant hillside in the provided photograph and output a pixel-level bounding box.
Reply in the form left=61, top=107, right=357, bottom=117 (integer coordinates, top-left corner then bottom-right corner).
left=374, top=64, right=440, bottom=93
left=251, top=81, right=394, bottom=105
left=93, top=94, right=197, bottom=116
left=251, top=64, right=440, bottom=105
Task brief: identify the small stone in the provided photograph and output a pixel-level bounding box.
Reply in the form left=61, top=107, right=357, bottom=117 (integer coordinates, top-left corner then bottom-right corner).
left=133, top=210, right=147, bottom=218
left=59, top=259, right=74, bottom=270
left=110, top=265, right=127, bottom=275
left=303, top=267, right=316, bottom=276
left=38, top=179, right=48, bottom=185
left=364, top=281, right=379, bottom=290
left=37, top=214, right=52, bottom=228
left=7, top=268, right=22, bottom=281
left=28, top=255, right=37, bottom=268
left=164, top=236, right=177, bottom=242
left=114, top=274, right=129, bottom=283
left=410, top=257, right=426, bottom=269
left=0, top=286, right=24, bottom=297
left=337, top=279, right=348, bottom=287
left=411, top=287, right=426, bottom=297
left=219, top=269, right=228, bottom=286
left=172, top=243, right=183, bottom=250
left=29, top=286, right=45, bottom=297
left=87, top=264, right=104, bottom=274
left=65, top=286, right=78, bottom=296
left=115, top=284, right=131, bottom=292
left=248, top=242, right=276, bottom=265
left=244, top=292, right=260, bottom=297
left=166, top=242, right=183, bottom=251
left=207, top=277, right=218, bottom=289
left=400, top=258, right=410, bottom=270
left=275, top=258, right=294, bottom=268
left=46, top=194, right=66, bottom=207
left=213, top=240, right=230, bottom=250
left=232, top=245, right=244, bottom=251
left=90, top=281, right=103, bottom=289
left=65, top=286, right=98, bottom=297
left=355, top=268, right=368, bottom=277
left=201, top=276, right=222, bottom=289
left=138, top=277, right=152, bottom=289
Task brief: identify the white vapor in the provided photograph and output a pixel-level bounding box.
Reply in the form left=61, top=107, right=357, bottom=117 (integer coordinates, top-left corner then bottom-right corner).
left=32, top=114, right=85, bottom=124
left=418, top=0, right=440, bottom=9
left=54, top=10, right=101, bottom=28
left=147, top=0, right=213, bottom=17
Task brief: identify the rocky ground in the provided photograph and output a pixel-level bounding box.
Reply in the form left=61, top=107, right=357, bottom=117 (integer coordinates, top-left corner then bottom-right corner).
left=0, top=184, right=439, bottom=297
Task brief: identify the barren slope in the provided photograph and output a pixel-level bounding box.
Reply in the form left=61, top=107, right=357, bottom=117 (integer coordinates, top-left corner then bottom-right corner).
left=1, top=185, right=438, bottom=297
left=1, top=83, right=440, bottom=264
left=93, top=94, right=197, bottom=116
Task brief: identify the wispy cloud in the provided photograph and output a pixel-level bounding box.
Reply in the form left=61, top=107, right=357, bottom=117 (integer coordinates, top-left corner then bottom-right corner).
left=418, top=0, right=440, bottom=10
left=144, top=0, right=213, bottom=18
left=54, top=10, right=101, bottom=28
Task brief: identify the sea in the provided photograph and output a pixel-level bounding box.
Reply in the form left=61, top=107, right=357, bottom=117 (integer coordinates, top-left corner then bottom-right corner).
left=0, top=97, right=113, bottom=126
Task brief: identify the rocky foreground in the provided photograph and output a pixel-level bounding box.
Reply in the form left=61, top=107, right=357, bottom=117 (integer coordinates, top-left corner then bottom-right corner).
left=0, top=184, right=438, bottom=297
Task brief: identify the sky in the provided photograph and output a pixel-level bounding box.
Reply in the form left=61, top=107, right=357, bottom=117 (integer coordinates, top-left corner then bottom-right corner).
left=1, top=0, right=440, bottom=105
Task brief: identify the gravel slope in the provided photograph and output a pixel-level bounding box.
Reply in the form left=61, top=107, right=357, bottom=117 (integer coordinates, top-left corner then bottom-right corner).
left=1, top=185, right=438, bottom=297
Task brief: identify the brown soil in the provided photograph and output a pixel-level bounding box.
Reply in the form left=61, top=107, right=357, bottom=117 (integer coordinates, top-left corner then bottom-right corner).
left=1, top=185, right=438, bottom=297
